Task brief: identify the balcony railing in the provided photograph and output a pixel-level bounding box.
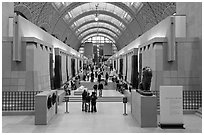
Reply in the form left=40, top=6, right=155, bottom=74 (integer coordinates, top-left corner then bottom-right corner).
left=152, top=90, right=202, bottom=111
left=2, top=91, right=42, bottom=111
left=2, top=90, right=202, bottom=112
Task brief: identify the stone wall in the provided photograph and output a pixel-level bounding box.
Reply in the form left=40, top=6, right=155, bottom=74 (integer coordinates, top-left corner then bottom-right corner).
left=2, top=37, right=53, bottom=91
left=139, top=38, right=201, bottom=91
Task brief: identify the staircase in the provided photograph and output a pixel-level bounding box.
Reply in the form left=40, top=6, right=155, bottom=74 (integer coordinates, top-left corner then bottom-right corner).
left=80, top=81, right=116, bottom=90
left=63, top=96, right=123, bottom=102
left=97, top=96, right=123, bottom=102
left=195, top=107, right=202, bottom=118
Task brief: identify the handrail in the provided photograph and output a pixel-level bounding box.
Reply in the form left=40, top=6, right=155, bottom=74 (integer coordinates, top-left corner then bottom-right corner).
left=64, top=96, right=123, bottom=102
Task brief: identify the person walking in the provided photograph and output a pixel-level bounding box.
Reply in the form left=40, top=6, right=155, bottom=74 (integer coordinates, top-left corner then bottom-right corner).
left=91, top=92, right=97, bottom=112
left=82, top=90, right=87, bottom=111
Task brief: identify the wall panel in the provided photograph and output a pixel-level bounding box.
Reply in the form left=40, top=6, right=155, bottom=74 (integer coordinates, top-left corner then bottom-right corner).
left=127, top=53, right=132, bottom=83
left=123, top=55, right=127, bottom=79
left=61, top=53, right=66, bottom=84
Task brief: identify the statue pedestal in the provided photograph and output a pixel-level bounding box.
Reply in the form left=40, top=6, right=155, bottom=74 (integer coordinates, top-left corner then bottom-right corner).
left=131, top=90, right=157, bottom=127
left=35, top=90, right=57, bottom=125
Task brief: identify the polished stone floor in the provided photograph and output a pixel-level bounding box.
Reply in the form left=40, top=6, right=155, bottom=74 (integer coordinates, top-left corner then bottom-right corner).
left=2, top=89, right=202, bottom=133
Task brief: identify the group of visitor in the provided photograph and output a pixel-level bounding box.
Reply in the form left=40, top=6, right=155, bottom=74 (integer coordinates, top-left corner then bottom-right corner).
left=82, top=90, right=97, bottom=112
left=82, top=63, right=110, bottom=84
left=76, top=63, right=115, bottom=112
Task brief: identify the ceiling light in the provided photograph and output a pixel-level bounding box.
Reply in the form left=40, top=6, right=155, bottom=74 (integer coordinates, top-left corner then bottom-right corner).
left=95, top=17, right=99, bottom=21
left=95, top=3, right=99, bottom=22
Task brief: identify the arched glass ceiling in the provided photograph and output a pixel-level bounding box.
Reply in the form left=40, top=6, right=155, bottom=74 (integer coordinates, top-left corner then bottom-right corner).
left=53, top=2, right=72, bottom=10
left=78, top=28, right=118, bottom=39
left=85, top=36, right=114, bottom=44
left=64, top=3, right=132, bottom=24
left=70, top=14, right=126, bottom=31
left=123, top=2, right=143, bottom=13
left=76, top=22, right=121, bottom=36
left=80, top=35, right=118, bottom=55
left=81, top=33, right=116, bottom=43
left=53, top=2, right=63, bottom=9
left=123, top=2, right=143, bottom=10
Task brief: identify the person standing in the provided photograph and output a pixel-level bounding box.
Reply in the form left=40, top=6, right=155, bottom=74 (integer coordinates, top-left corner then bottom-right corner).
left=98, top=82, right=103, bottom=97
left=105, top=72, right=109, bottom=85
left=87, top=72, right=90, bottom=81
left=95, top=70, right=98, bottom=78
left=98, top=72, right=101, bottom=83
left=83, top=72, right=86, bottom=81
left=82, top=90, right=87, bottom=111
left=75, top=77, right=80, bottom=89
left=91, top=72, right=94, bottom=82
left=64, top=83, right=69, bottom=95
left=85, top=93, right=91, bottom=112
left=91, top=92, right=97, bottom=112
left=93, top=84, right=98, bottom=96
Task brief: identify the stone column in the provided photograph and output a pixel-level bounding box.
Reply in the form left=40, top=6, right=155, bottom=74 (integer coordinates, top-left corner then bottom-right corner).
left=131, top=48, right=139, bottom=89
left=54, top=48, right=62, bottom=89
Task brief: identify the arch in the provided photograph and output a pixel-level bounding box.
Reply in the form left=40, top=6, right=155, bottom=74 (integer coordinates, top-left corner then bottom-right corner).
left=109, top=2, right=136, bottom=18
left=75, top=19, right=123, bottom=32
left=59, top=2, right=135, bottom=24
left=52, top=2, right=86, bottom=32
left=109, top=2, right=143, bottom=33
left=77, top=22, right=120, bottom=35
left=14, top=4, right=33, bottom=22
left=79, top=31, right=117, bottom=44
left=52, top=2, right=136, bottom=42
left=60, top=2, right=87, bottom=18
left=68, top=10, right=128, bottom=27
left=77, top=26, right=120, bottom=37
left=79, top=32, right=119, bottom=49
left=79, top=28, right=118, bottom=39
left=82, top=34, right=115, bottom=43
left=54, top=11, right=127, bottom=40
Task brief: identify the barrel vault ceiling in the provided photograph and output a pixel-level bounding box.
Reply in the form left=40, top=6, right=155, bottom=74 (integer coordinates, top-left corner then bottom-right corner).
left=14, top=2, right=176, bottom=51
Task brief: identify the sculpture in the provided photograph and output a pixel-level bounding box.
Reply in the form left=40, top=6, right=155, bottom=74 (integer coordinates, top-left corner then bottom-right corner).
left=52, top=93, right=57, bottom=105
left=139, top=66, right=152, bottom=91
left=47, top=95, right=52, bottom=109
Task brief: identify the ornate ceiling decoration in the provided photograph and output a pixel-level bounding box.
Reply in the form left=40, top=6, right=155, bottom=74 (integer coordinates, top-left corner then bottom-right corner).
left=14, top=2, right=176, bottom=50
